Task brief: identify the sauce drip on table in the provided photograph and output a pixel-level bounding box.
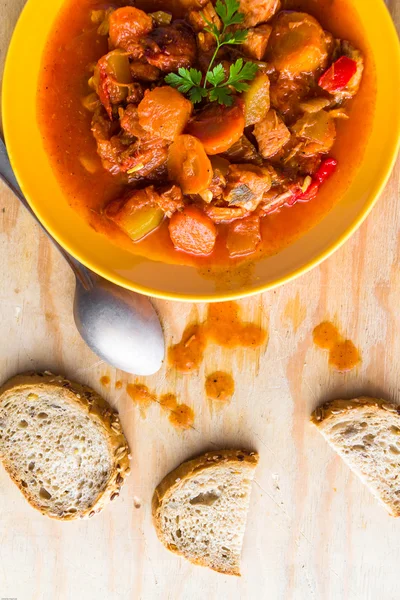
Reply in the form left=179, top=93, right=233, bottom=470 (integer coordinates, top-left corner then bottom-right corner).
left=168, top=301, right=267, bottom=372
left=100, top=375, right=110, bottom=386
left=127, top=385, right=194, bottom=428
left=159, top=393, right=194, bottom=429
left=313, top=321, right=361, bottom=371
left=126, top=383, right=157, bottom=417
left=205, top=372, right=235, bottom=402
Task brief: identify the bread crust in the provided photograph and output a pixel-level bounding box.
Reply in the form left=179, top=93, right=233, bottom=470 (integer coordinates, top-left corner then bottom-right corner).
left=0, top=371, right=130, bottom=521
left=311, top=396, right=400, bottom=426
left=152, top=449, right=259, bottom=575
left=311, top=396, right=400, bottom=517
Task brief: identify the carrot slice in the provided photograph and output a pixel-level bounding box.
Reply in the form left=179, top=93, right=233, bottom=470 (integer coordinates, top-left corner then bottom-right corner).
left=186, top=99, right=245, bottom=155
left=168, top=206, right=217, bottom=256
left=167, top=135, right=212, bottom=194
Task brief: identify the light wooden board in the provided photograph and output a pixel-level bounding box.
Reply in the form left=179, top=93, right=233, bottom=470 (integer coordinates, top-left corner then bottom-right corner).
left=0, top=2, right=399, bottom=599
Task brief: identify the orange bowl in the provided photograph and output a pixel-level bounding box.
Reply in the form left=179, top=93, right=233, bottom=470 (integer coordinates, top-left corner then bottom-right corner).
left=3, top=0, right=400, bottom=301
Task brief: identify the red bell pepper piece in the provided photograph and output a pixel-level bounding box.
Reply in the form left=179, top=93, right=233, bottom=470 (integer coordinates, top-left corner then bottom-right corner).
left=290, top=158, right=338, bottom=205
left=314, top=157, right=338, bottom=185
left=318, top=56, right=358, bottom=93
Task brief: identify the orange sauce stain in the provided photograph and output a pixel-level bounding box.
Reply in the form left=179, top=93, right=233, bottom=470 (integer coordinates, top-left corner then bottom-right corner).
left=100, top=375, right=110, bottom=386
left=159, top=393, right=178, bottom=411
left=168, top=301, right=267, bottom=372
left=313, top=321, right=361, bottom=371
left=115, top=380, right=123, bottom=389
left=159, top=393, right=194, bottom=429
left=126, top=383, right=156, bottom=417
left=168, top=404, right=194, bottom=430
left=205, top=371, right=235, bottom=402
left=168, top=324, right=207, bottom=373
left=127, top=386, right=194, bottom=428
left=328, top=339, right=360, bottom=371
left=283, top=293, right=307, bottom=332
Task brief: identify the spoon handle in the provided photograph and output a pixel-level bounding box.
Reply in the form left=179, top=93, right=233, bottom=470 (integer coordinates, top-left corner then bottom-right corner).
left=0, top=138, right=93, bottom=290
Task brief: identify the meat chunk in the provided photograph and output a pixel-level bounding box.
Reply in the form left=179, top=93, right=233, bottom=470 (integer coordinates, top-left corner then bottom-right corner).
left=155, top=184, right=185, bottom=217
left=291, top=110, right=336, bottom=156
left=138, top=87, right=193, bottom=141
left=91, top=109, right=169, bottom=177
left=238, top=0, right=280, bottom=27
left=269, top=74, right=313, bottom=118
left=188, top=3, right=221, bottom=32
left=267, top=12, right=329, bottom=75
left=130, top=61, right=161, bottom=82
left=91, top=110, right=127, bottom=174
left=126, top=82, right=145, bottom=104
left=109, top=7, right=153, bottom=57
left=204, top=204, right=250, bottom=223
left=222, top=135, right=262, bottom=165
left=188, top=2, right=221, bottom=53
left=254, top=110, right=291, bottom=158
left=242, top=24, right=272, bottom=60
left=144, top=22, right=197, bottom=72
left=223, top=163, right=272, bottom=212
left=179, top=0, right=209, bottom=8
left=119, top=136, right=170, bottom=178
left=119, top=105, right=146, bottom=138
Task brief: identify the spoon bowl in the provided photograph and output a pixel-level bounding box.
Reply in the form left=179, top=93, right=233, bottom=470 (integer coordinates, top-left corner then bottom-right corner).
left=73, top=272, right=164, bottom=376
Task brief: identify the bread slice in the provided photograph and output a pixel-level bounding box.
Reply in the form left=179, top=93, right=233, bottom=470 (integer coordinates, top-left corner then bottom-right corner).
left=0, top=372, right=130, bottom=520
left=152, top=449, right=259, bottom=575
left=312, top=397, right=400, bottom=516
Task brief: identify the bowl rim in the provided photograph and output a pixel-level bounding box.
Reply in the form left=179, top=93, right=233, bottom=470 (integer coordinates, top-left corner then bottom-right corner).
left=3, top=0, right=400, bottom=303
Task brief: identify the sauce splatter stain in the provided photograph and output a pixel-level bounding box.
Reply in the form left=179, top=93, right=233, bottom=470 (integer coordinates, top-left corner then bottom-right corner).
left=159, top=393, right=194, bottom=429
left=159, top=393, right=178, bottom=411
left=283, top=293, right=307, bottom=332
left=128, top=387, right=195, bottom=428
left=100, top=375, right=110, bottom=386
left=126, top=383, right=156, bottom=417
left=168, top=324, right=206, bottom=372
left=328, top=339, right=360, bottom=371
left=168, top=301, right=267, bottom=372
left=313, top=321, right=361, bottom=371
left=115, top=380, right=123, bottom=389
left=168, top=404, right=194, bottom=430
left=205, top=371, right=235, bottom=402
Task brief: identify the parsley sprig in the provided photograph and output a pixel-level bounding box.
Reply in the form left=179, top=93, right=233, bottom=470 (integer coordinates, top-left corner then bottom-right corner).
left=165, top=0, right=258, bottom=106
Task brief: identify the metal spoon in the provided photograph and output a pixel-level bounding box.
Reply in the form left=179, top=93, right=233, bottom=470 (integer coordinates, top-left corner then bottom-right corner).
left=0, top=139, right=165, bottom=375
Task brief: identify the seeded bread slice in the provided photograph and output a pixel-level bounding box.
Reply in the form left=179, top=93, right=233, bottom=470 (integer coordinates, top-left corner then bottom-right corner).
left=152, top=449, right=259, bottom=575
left=311, top=397, right=400, bottom=516
left=0, top=372, right=130, bottom=520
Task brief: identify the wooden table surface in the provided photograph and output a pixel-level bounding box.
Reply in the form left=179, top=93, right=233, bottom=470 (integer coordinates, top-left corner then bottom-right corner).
left=0, top=2, right=399, bottom=599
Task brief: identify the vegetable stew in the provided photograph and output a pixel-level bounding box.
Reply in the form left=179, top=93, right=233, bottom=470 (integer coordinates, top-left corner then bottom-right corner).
left=38, top=0, right=376, bottom=268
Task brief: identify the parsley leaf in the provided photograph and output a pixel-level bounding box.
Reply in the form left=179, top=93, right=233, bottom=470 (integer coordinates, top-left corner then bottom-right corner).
left=227, top=59, right=258, bottom=92
left=209, top=86, right=234, bottom=105
left=165, top=68, right=206, bottom=103
left=189, top=86, right=208, bottom=104
left=223, top=30, right=248, bottom=45
left=215, top=0, right=244, bottom=27
left=206, top=64, right=226, bottom=87
left=164, top=0, right=257, bottom=106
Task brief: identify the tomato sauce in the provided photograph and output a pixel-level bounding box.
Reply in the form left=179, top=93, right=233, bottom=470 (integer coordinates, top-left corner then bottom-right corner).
left=168, top=301, right=267, bottom=372
left=313, top=321, right=361, bottom=371
left=205, top=371, right=235, bottom=402
left=37, top=0, right=376, bottom=268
